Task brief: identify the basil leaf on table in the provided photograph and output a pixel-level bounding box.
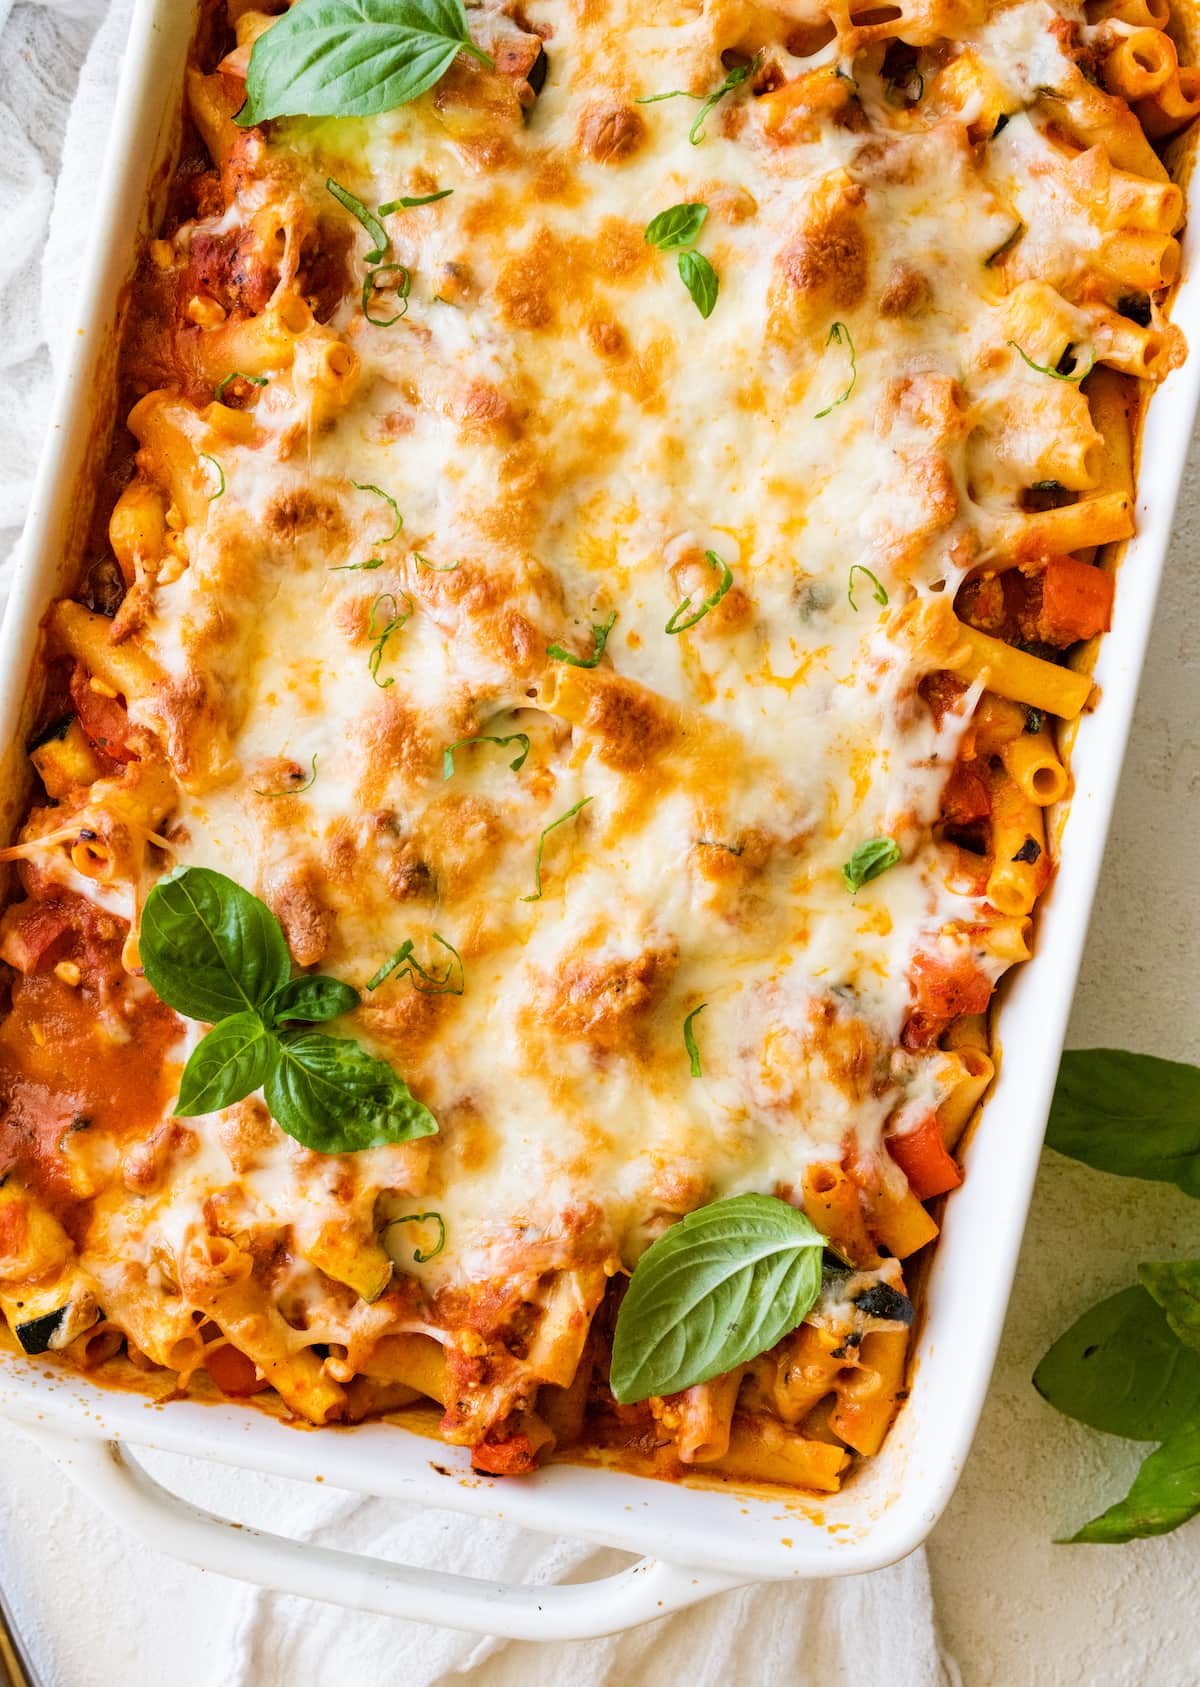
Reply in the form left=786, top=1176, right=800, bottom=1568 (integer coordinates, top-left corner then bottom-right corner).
left=177, top=1012, right=276, bottom=1116
left=1046, top=1049, right=1200, bottom=1196
left=1067, top=1426, right=1200, bottom=1544
left=269, top=975, right=361, bottom=1024
left=1033, top=1284, right=1200, bottom=1441
left=266, top=1030, right=438, bottom=1151
left=140, top=865, right=290, bottom=1023
left=610, top=1194, right=824, bottom=1402
left=237, top=0, right=494, bottom=127
left=1139, top=1260, right=1200, bottom=1354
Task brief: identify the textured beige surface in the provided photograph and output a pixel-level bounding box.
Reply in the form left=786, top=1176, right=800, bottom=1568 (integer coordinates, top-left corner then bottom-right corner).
left=926, top=421, right=1200, bottom=1684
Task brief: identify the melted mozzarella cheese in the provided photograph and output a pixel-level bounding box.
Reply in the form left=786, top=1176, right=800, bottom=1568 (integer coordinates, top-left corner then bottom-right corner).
left=107, top=0, right=1090, bottom=1293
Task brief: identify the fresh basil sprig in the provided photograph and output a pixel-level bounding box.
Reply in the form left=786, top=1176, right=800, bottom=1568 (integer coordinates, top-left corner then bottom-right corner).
left=547, top=610, right=616, bottom=668
left=1035, top=1048, right=1200, bottom=1542
left=141, top=867, right=436, bottom=1152
left=610, top=1194, right=825, bottom=1402
left=236, top=0, right=494, bottom=128
left=645, top=203, right=719, bottom=319
left=842, top=836, right=901, bottom=893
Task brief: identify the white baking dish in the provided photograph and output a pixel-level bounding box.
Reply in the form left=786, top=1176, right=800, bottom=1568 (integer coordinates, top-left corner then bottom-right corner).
left=2, top=0, right=1198, bottom=1639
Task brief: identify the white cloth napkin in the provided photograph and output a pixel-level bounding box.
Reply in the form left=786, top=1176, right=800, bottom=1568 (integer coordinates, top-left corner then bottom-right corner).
left=0, top=5, right=952, bottom=1680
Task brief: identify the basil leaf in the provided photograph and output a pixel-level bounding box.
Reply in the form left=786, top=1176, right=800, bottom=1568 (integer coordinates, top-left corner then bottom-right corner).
left=1033, top=1285, right=1200, bottom=1441
left=842, top=837, right=902, bottom=894
left=176, top=1012, right=274, bottom=1116
left=678, top=250, right=718, bottom=318
left=645, top=202, right=709, bottom=251
left=1139, top=1261, right=1200, bottom=1355
left=237, top=0, right=493, bottom=127
left=266, top=1030, right=438, bottom=1152
left=547, top=610, right=616, bottom=668
left=141, top=866, right=291, bottom=1023
left=1046, top=1050, right=1200, bottom=1195
left=269, top=976, right=361, bottom=1024
left=1067, top=1427, right=1200, bottom=1543
left=610, top=1193, right=825, bottom=1402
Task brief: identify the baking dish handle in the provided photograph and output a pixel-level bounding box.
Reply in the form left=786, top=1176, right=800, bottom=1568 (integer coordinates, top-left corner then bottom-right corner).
left=29, top=1431, right=743, bottom=1639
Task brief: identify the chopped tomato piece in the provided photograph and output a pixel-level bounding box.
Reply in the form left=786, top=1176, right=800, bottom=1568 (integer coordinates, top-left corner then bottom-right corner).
left=204, top=1342, right=269, bottom=1397
left=1036, top=557, right=1114, bottom=645
left=0, top=899, right=73, bottom=975
left=919, top=670, right=970, bottom=727
left=903, top=949, right=993, bottom=1049
left=886, top=1113, right=963, bottom=1199
left=69, top=664, right=136, bottom=764
left=470, top=1433, right=538, bottom=1476
left=941, top=761, right=991, bottom=826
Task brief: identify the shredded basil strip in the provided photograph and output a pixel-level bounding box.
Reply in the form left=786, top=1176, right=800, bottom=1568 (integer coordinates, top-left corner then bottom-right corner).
left=214, top=371, right=268, bottom=404
left=842, top=836, right=902, bottom=893
left=547, top=609, right=616, bottom=668
left=325, top=176, right=390, bottom=264
left=985, top=222, right=1025, bottom=267
left=383, top=1210, right=446, bottom=1263
left=637, top=54, right=759, bottom=144
left=352, top=480, right=404, bottom=543
left=199, top=452, right=225, bottom=501
left=848, top=565, right=888, bottom=611
left=367, top=932, right=464, bottom=995
left=521, top=796, right=593, bottom=903
left=363, top=263, right=411, bottom=326
left=815, top=322, right=856, bottom=417
left=367, top=591, right=413, bottom=688
left=1008, top=340, right=1097, bottom=383
left=254, top=753, right=318, bottom=798
left=683, top=1003, right=707, bottom=1078
left=330, top=557, right=385, bottom=572
left=414, top=552, right=460, bottom=572
left=442, top=733, right=531, bottom=780
left=665, top=549, right=734, bottom=634
left=378, top=189, right=454, bottom=211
